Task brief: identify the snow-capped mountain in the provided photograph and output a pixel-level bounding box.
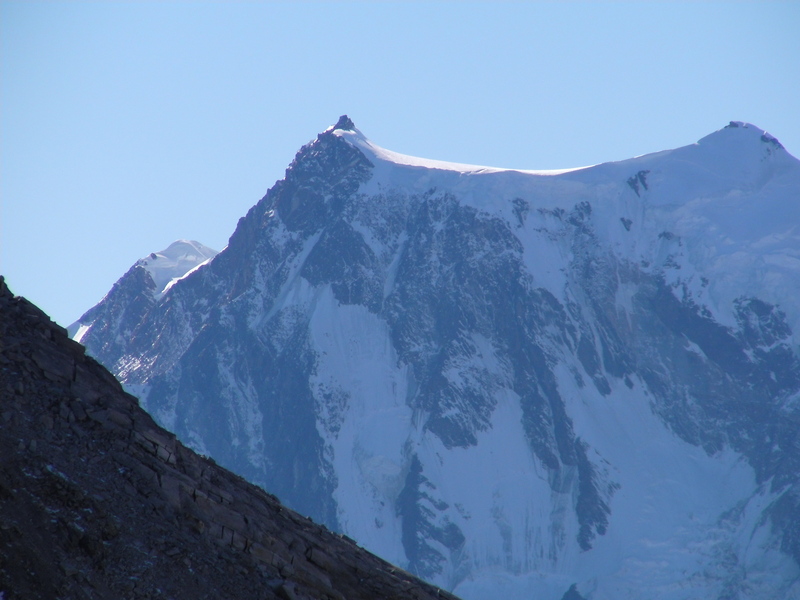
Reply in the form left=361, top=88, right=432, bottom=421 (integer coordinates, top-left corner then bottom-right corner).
left=72, top=117, right=800, bottom=600
left=69, top=239, right=217, bottom=346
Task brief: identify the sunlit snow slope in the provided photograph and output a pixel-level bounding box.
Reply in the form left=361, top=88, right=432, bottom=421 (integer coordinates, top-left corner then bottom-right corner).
left=73, top=117, right=800, bottom=600
left=69, top=240, right=217, bottom=345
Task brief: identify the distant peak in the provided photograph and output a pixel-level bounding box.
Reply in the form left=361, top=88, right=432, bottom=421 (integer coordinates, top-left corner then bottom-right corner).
left=137, top=240, right=218, bottom=298
left=334, top=115, right=355, bottom=131
left=698, top=121, right=786, bottom=152
left=726, top=121, right=784, bottom=148
left=160, top=239, right=218, bottom=256
left=718, top=121, right=767, bottom=138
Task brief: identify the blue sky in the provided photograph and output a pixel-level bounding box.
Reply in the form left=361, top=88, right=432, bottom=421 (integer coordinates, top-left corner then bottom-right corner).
left=2, top=1, right=799, bottom=326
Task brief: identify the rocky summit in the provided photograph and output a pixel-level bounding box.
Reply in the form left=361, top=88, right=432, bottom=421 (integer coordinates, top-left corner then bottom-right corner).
left=0, top=276, right=460, bottom=600
left=72, top=118, right=800, bottom=599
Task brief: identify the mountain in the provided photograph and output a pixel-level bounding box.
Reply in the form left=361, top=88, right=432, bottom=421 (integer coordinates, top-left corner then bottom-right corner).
left=68, top=239, right=218, bottom=347
left=71, top=116, right=800, bottom=600
left=0, top=276, right=460, bottom=600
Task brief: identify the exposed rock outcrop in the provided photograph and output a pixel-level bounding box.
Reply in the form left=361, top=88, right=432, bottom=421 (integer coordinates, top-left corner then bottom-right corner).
left=0, top=276, right=460, bottom=600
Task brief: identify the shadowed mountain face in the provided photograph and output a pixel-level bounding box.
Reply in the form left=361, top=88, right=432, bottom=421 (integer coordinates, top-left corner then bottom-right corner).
left=71, top=119, right=800, bottom=599
left=0, top=277, right=461, bottom=600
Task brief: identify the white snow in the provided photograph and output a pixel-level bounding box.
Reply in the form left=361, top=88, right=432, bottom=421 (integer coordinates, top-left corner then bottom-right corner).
left=138, top=239, right=218, bottom=299
left=555, top=364, right=799, bottom=600
left=308, top=285, right=413, bottom=567
left=334, top=126, right=591, bottom=176
left=72, top=323, right=91, bottom=344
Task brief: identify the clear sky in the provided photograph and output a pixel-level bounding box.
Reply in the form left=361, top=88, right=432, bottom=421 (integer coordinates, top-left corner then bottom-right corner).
left=2, top=1, right=799, bottom=327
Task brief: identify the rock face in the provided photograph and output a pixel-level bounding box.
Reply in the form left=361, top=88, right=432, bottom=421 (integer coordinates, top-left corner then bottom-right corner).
left=0, top=276, right=460, bottom=600
left=71, top=119, right=800, bottom=599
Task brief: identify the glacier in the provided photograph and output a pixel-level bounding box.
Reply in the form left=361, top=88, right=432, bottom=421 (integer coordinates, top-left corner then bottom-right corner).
left=72, top=116, right=800, bottom=600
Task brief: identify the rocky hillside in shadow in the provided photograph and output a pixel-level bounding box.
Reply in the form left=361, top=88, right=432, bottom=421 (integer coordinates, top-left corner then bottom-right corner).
left=0, top=276, right=460, bottom=600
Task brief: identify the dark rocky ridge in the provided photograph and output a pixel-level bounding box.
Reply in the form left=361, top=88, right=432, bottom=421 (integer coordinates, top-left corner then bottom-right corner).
left=0, top=276, right=461, bottom=600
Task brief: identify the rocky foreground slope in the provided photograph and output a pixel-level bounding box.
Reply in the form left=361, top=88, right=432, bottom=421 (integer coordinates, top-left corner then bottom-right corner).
left=0, top=276, right=460, bottom=600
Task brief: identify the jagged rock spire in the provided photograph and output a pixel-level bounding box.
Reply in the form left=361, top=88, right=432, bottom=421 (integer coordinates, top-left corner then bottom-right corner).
left=334, top=114, right=355, bottom=131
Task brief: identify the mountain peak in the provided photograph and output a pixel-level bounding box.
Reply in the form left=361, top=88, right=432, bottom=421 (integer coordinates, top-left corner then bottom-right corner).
left=334, top=114, right=355, bottom=131
left=699, top=121, right=786, bottom=151
left=137, top=239, right=218, bottom=298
